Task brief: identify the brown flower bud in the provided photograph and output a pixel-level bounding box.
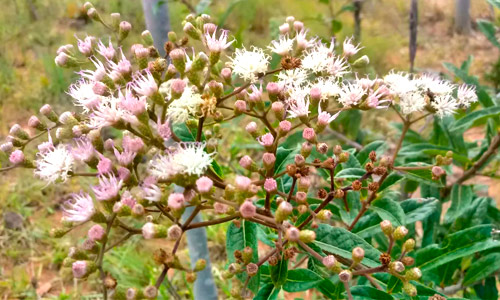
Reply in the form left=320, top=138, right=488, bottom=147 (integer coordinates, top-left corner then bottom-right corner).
left=234, top=250, right=243, bottom=263
left=368, top=182, right=379, bottom=192
left=104, top=273, right=117, bottom=289
left=268, top=254, right=279, bottom=266
left=333, top=145, right=343, bottom=155
left=401, top=256, right=415, bottom=266
left=334, top=189, right=345, bottom=199
left=286, top=164, right=297, bottom=177
left=317, top=188, right=328, bottom=199
left=365, top=162, right=374, bottom=173
left=379, top=253, right=391, bottom=265
left=186, top=272, right=197, bottom=283
left=143, top=285, right=158, bottom=299
left=373, top=166, right=387, bottom=176
left=352, top=180, right=362, bottom=191
left=246, top=263, right=259, bottom=276
left=284, top=247, right=297, bottom=260
left=429, top=294, right=446, bottom=300
left=369, top=150, right=377, bottom=162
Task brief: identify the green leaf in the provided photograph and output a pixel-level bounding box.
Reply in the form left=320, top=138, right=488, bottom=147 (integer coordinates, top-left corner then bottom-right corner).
left=335, top=168, right=366, bottom=179
left=370, top=197, right=406, bottom=226
left=331, top=19, right=342, bottom=33
left=463, top=253, right=500, bottom=286
left=378, top=172, right=404, bottom=192
left=416, top=225, right=500, bottom=272
left=283, top=269, right=323, bottom=292
left=274, top=146, right=297, bottom=175
left=488, top=0, right=500, bottom=9
left=314, top=224, right=382, bottom=267
left=400, top=198, right=440, bottom=224
left=349, top=286, right=394, bottom=300
left=477, top=20, right=500, bottom=49
left=444, top=185, right=473, bottom=224
left=398, top=164, right=444, bottom=187
left=226, top=221, right=260, bottom=293
left=270, top=258, right=288, bottom=287
left=253, top=283, right=280, bottom=300
left=399, top=143, right=471, bottom=165
left=450, top=105, right=500, bottom=133
left=356, top=141, right=386, bottom=165
left=173, top=123, right=195, bottom=141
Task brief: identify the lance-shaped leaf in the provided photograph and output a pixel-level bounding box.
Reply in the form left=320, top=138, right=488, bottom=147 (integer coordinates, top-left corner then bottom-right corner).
left=270, top=258, right=288, bottom=287
left=463, top=253, right=500, bottom=286
left=283, top=268, right=323, bottom=292
left=444, top=185, right=473, bottom=224
left=416, top=225, right=500, bottom=272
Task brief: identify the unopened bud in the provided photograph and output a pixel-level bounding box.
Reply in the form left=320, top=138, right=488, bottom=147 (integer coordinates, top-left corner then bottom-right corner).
left=380, top=220, right=393, bottom=236
left=403, top=282, right=417, bottom=297
left=339, top=270, right=352, bottom=282
left=405, top=267, right=422, bottom=280
left=299, top=229, right=316, bottom=243
left=389, top=261, right=405, bottom=273
left=403, top=238, right=415, bottom=252
left=393, top=226, right=408, bottom=240
left=352, top=247, right=365, bottom=263
left=246, top=263, right=258, bottom=276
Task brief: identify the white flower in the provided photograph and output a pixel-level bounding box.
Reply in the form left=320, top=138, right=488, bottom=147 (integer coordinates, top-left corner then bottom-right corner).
left=35, top=144, right=74, bottom=184
left=268, top=35, right=295, bottom=56
left=97, top=39, right=116, bottom=60
left=457, top=84, right=478, bottom=107
left=326, top=56, right=349, bottom=77
left=301, top=40, right=335, bottom=73
left=313, top=77, right=341, bottom=101
left=107, top=48, right=132, bottom=76
left=399, top=92, right=426, bottom=115
left=130, top=71, right=158, bottom=97
left=88, top=96, right=139, bottom=129
left=67, top=79, right=101, bottom=112
left=431, top=95, right=459, bottom=117
left=92, top=174, right=123, bottom=201
left=287, top=88, right=310, bottom=119
left=277, top=68, right=308, bottom=89
left=229, top=47, right=270, bottom=82
left=79, top=57, right=107, bottom=82
left=143, top=183, right=163, bottom=202
left=338, top=83, right=365, bottom=107
left=416, top=75, right=453, bottom=96
left=296, top=29, right=316, bottom=50
left=343, top=37, right=362, bottom=57
left=148, top=142, right=214, bottom=180
left=383, top=72, right=416, bottom=96
left=205, top=29, right=234, bottom=52
left=167, top=87, right=204, bottom=123
left=62, top=192, right=95, bottom=223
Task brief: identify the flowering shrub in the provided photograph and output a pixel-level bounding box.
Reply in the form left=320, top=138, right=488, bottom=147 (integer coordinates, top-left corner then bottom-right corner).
left=1, top=2, right=500, bottom=299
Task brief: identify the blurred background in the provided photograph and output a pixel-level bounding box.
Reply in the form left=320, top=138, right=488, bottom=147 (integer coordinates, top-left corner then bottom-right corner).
left=0, top=0, right=499, bottom=298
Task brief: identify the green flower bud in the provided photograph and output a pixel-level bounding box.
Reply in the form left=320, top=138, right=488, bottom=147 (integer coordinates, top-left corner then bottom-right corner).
left=299, top=230, right=316, bottom=243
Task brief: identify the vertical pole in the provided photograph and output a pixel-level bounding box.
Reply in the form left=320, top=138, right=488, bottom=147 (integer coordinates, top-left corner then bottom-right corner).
left=455, top=0, right=471, bottom=35
left=142, top=0, right=171, bottom=56
left=409, top=0, right=418, bottom=73
left=353, top=0, right=362, bottom=42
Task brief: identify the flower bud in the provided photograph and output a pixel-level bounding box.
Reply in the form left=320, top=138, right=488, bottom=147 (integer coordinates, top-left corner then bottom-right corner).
left=352, top=55, right=370, bottom=68
left=389, top=261, right=405, bottom=273
left=299, top=229, right=316, bottom=243
left=339, top=270, right=352, bottom=282
left=242, top=246, right=253, bottom=264
left=234, top=100, right=247, bottom=114
left=221, top=68, right=232, bottom=84
left=403, top=282, right=417, bottom=297
left=298, top=176, right=311, bottom=192
left=393, top=226, right=408, bottom=240
left=302, top=127, right=317, bottom=143
left=264, top=178, right=277, bottom=194
left=239, top=200, right=256, bottom=219
left=278, top=120, right=291, bottom=135
left=119, top=21, right=132, bottom=40
left=301, top=142, right=313, bottom=158
left=167, top=224, right=182, bottom=241
left=40, top=104, right=58, bottom=122
left=279, top=23, right=290, bottom=34
left=295, top=191, right=307, bottom=203
left=380, top=220, right=393, bottom=236
left=262, top=153, right=276, bottom=170
left=143, top=285, right=158, bottom=299
left=246, top=263, right=258, bottom=276
left=294, top=154, right=305, bottom=167
left=88, top=224, right=106, bottom=241
left=9, top=124, right=29, bottom=140
left=0, top=142, right=14, bottom=154
left=9, top=150, right=25, bottom=165
left=316, top=142, right=328, bottom=154
left=406, top=267, right=422, bottom=280
left=403, top=238, right=415, bottom=252
left=183, top=22, right=201, bottom=40
left=196, top=176, right=213, bottom=194
left=431, top=166, right=446, bottom=180
left=72, top=260, right=96, bottom=278
left=352, top=180, right=362, bottom=191
left=169, top=48, right=186, bottom=73
left=338, top=152, right=350, bottom=163
left=275, top=201, right=293, bottom=222
left=141, top=30, right=154, bottom=46
left=170, top=79, right=186, bottom=99
left=141, top=222, right=167, bottom=239
left=286, top=226, right=300, bottom=242
left=402, top=256, right=415, bottom=266
left=267, top=82, right=281, bottom=101
left=59, top=111, right=78, bottom=126
left=245, top=122, right=258, bottom=137
left=352, top=247, right=365, bottom=263
left=322, top=255, right=340, bottom=271
left=310, top=87, right=322, bottom=104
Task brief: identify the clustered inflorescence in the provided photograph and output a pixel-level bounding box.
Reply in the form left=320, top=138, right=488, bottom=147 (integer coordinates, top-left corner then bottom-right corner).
left=0, top=2, right=478, bottom=299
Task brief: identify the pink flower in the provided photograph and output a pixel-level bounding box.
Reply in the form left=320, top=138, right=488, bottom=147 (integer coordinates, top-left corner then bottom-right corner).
left=117, top=167, right=131, bottom=181
left=142, top=222, right=156, bottom=239
left=239, top=155, right=254, bottom=170
left=130, top=71, right=158, bottom=97
left=196, top=176, right=213, bottom=193
left=88, top=224, right=106, bottom=241
left=343, top=37, right=362, bottom=57
left=97, top=153, right=113, bottom=175
left=239, top=200, right=256, bottom=219
left=262, top=153, right=276, bottom=169
left=322, top=255, right=337, bottom=268
left=72, top=261, right=90, bottom=278
left=9, top=150, right=24, bottom=165
left=246, top=122, right=258, bottom=134
left=279, top=120, right=292, bottom=134
left=168, top=193, right=185, bottom=210
left=97, top=39, right=116, bottom=60
left=156, top=118, right=172, bottom=140
left=214, top=202, right=229, bottom=214
left=258, top=133, right=274, bottom=147
left=71, top=138, right=95, bottom=163
left=120, top=191, right=137, bottom=209
left=113, top=147, right=136, bottom=166
left=235, top=175, right=252, bottom=191
left=205, top=28, right=234, bottom=52
left=122, top=136, right=145, bottom=153
left=92, top=175, right=122, bottom=201
left=302, top=128, right=316, bottom=143
left=62, top=192, right=95, bottom=223
left=264, top=178, right=277, bottom=193
left=119, top=88, right=147, bottom=115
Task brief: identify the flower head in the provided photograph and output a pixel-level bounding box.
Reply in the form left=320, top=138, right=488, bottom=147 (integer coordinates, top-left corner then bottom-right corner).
left=67, top=79, right=102, bottom=112
left=205, top=28, right=234, bottom=52
left=268, top=35, right=295, bottom=56
left=130, top=71, right=158, bottom=97
left=35, top=144, right=74, bottom=184
left=457, top=84, right=477, bottom=107
left=338, top=83, right=365, bottom=107
left=229, top=47, right=270, bottom=82
left=97, top=39, right=116, bottom=60
left=167, top=87, right=204, bottom=123
left=62, top=192, right=95, bottom=223
left=92, top=174, right=123, bottom=201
